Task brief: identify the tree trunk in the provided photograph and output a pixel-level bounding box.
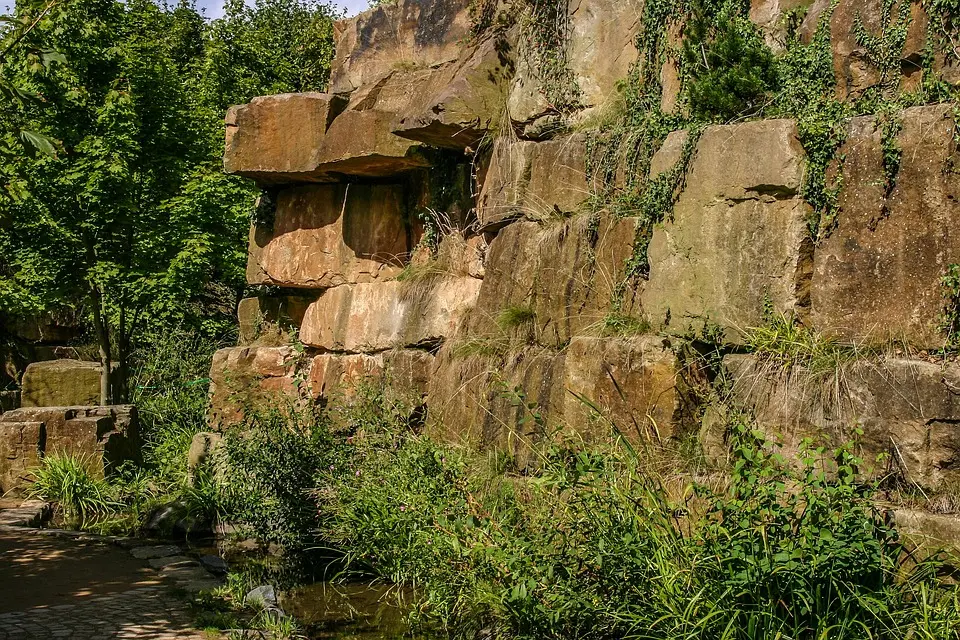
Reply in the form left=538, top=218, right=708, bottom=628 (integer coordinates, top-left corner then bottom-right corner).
left=91, top=287, right=112, bottom=406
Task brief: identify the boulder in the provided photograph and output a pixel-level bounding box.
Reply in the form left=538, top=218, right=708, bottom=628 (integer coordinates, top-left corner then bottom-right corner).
left=316, top=109, right=431, bottom=178
left=309, top=349, right=434, bottom=402
left=643, top=120, right=814, bottom=343
left=237, top=295, right=316, bottom=345
left=245, top=183, right=412, bottom=289
left=477, top=134, right=593, bottom=227
left=299, top=278, right=481, bottom=352
left=20, top=360, right=116, bottom=408
left=723, top=354, right=960, bottom=489
left=207, top=347, right=304, bottom=428
left=0, top=406, right=139, bottom=495
left=223, top=93, right=346, bottom=184
left=329, top=0, right=473, bottom=95
left=187, top=432, right=223, bottom=479
left=811, top=105, right=960, bottom=348
left=507, top=0, right=642, bottom=126
left=394, top=33, right=515, bottom=150
left=468, top=214, right=641, bottom=348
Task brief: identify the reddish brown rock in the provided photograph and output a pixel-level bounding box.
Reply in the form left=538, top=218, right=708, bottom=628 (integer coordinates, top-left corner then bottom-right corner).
left=0, top=406, right=139, bottom=495
left=309, top=349, right=434, bottom=402
left=643, top=119, right=813, bottom=343
left=811, top=105, right=960, bottom=348
left=477, top=134, right=592, bottom=227
left=246, top=184, right=412, bottom=289
left=329, top=0, right=473, bottom=95
left=224, top=93, right=346, bottom=184
left=317, top=109, right=431, bottom=178
left=238, top=295, right=316, bottom=345
left=299, top=278, right=482, bottom=352
left=395, top=34, right=515, bottom=150
left=724, top=354, right=960, bottom=489
left=208, top=347, right=305, bottom=427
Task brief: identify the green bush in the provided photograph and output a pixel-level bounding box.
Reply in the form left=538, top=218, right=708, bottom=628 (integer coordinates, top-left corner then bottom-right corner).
left=30, top=454, right=118, bottom=529
left=682, top=0, right=778, bottom=121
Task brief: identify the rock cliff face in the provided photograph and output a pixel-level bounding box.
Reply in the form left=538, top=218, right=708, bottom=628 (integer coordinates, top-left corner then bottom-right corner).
left=211, top=0, right=960, bottom=489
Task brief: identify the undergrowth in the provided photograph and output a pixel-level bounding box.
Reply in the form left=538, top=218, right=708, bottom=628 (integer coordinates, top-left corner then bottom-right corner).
left=211, top=384, right=960, bottom=640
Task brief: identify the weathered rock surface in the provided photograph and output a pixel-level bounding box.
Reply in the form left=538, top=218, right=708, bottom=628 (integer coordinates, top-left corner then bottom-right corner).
left=643, top=119, right=813, bottom=342
left=0, top=406, right=139, bottom=494
left=208, top=346, right=303, bottom=427
left=223, top=93, right=346, bottom=184
left=20, top=360, right=115, bottom=408
left=329, top=0, right=473, bottom=95
left=238, top=295, right=315, bottom=344
left=468, top=214, right=641, bottom=348
left=478, top=134, right=593, bottom=227
left=299, top=278, right=481, bottom=352
left=507, top=0, right=641, bottom=126
left=309, top=349, right=434, bottom=402
left=246, top=184, right=412, bottom=289
left=394, top=34, right=515, bottom=150
left=428, top=335, right=691, bottom=457
left=724, top=353, right=960, bottom=489
left=811, top=105, right=960, bottom=348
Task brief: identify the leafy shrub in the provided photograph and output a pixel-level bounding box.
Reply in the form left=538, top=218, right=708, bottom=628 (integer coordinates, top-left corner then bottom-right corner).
left=682, top=0, right=779, bottom=121
left=30, top=454, right=118, bottom=529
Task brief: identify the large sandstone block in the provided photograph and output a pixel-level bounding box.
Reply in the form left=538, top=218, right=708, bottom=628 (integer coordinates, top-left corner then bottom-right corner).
left=643, top=120, right=813, bottom=343
left=208, top=346, right=304, bottom=427
left=299, top=278, right=481, bottom=352
left=224, top=93, right=346, bottom=184
left=427, top=336, right=693, bottom=457
left=478, top=134, right=593, bottom=227
left=468, top=214, right=641, bottom=348
left=309, top=349, right=434, bottom=403
left=237, top=295, right=316, bottom=344
left=329, top=0, right=473, bottom=95
left=723, top=354, right=960, bottom=489
left=507, top=0, right=641, bottom=126
left=394, top=34, right=515, bottom=150
left=811, top=106, right=960, bottom=348
left=563, top=336, right=691, bottom=442
left=225, top=96, right=429, bottom=185
left=246, top=184, right=412, bottom=289
left=21, top=360, right=115, bottom=408
left=0, top=406, right=139, bottom=495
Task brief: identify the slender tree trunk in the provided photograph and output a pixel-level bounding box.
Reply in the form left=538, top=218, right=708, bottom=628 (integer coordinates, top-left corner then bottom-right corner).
left=116, top=306, right=130, bottom=404
left=90, top=287, right=112, bottom=406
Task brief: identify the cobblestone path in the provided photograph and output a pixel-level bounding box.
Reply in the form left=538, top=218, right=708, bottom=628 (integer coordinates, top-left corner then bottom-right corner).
left=0, top=528, right=216, bottom=639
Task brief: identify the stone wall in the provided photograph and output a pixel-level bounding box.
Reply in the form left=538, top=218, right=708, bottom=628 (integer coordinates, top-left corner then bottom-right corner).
left=210, top=0, right=960, bottom=493
left=0, top=405, right=140, bottom=495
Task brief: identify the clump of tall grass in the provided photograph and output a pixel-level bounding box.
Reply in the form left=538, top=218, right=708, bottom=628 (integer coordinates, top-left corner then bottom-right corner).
left=743, top=312, right=864, bottom=376
left=29, top=454, right=124, bottom=530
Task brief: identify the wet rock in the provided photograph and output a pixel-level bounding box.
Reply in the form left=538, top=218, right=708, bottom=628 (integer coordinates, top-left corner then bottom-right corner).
left=143, top=500, right=210, bottom=537
left=147, top=555, right=195, bottom=569
left=811, top=105, right=960, bottom=348
left=643, top=119, right=813, bottom=343
left=200, top=554, right=229, bottom=575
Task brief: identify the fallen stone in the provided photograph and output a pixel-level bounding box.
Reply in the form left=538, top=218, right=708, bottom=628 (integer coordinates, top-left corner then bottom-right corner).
left=200, top=555, right=229, bottom=575
left=643, top=119, right=813, bottom=343
left=186, top=432, right=223, bottom=480
left=245, top=585, right=279, bottom=610
left=811, top=105, right=960, bottom=348
left=0, top=501, right=51, bottom=527
left=245, top=183, right=412, bottom=289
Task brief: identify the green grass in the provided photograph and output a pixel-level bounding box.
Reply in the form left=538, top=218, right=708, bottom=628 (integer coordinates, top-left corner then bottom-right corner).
left=496, top=304, right=536, bottom=330
left=743, top=312, right=865, bottom=375
left=29, top=454, right=118, bottom=529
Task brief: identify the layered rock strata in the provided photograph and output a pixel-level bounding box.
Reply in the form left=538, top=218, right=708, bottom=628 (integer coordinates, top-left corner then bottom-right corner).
left=212, top=0, right=960, bottom=493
